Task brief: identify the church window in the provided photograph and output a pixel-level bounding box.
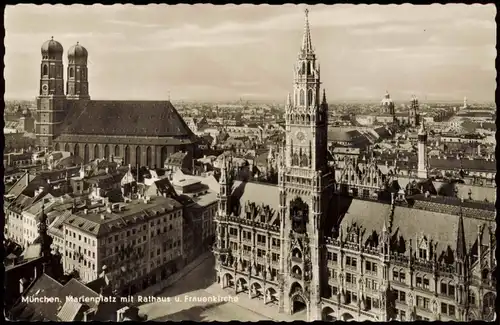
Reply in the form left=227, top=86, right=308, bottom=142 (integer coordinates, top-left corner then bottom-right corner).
left=307, top=89, right=313, bottom=106
left=103, top=145, right=109, bottom=159
left=93, top=145, right=99, bottom=159
left=307, top=62, right=311, bottom=75
left=146, top=146, right=152, bottom=167
left=69, top=67, right=74, bottom=78
left=42, top=64, right=48, bottom=76
left=299, top=89, right=305, bottom=106
left=135, top=146, right=141, bottom=166
left=84, top=144, right=89, bottom=163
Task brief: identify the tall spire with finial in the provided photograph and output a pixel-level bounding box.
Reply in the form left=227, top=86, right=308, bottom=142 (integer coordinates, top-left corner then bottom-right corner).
left=301, top=8, right=313, bottom=54
left=322, top=89, right=327, bottom=104
left=456, top=206, right=467, bottom=261
left=287, top=92, right=292, bottom=107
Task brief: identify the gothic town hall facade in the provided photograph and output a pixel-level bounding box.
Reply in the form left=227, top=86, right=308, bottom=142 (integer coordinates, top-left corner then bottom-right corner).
left=213, top=10, right=496, bottom=322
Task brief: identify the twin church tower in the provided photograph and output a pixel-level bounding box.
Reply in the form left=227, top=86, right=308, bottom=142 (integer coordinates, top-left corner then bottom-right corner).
left=37, top=38, right=90, bottom=149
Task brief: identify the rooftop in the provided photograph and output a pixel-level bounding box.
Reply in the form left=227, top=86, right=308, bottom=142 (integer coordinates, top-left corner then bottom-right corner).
left=63, top=196, right=183, bottom=237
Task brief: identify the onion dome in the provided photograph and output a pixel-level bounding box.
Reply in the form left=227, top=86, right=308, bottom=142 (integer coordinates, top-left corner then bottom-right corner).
left=381, top=91, right=393, bottom=106
left=68, top=41, right=88, bottom=60
left=41, top=36, right=64, bottom=57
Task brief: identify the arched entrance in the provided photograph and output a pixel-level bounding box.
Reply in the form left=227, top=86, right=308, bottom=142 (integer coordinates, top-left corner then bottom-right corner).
left=54, top=143, right=60, bottom=151
left=64, top=143, right=70, bottom=152
left=250, top=282, right=262, bottom=299
left=265, top=287, right=278, bottom=305
left=222, top=273, right=234, bottom=289
left=236, top=278, right=248, bottom=294
left=341, top=313, right=354, bottom=321
left=291, top=294, right=307, bottom=314
left=482, top=292, right=496, bottom=321
left=322, top=306, right=336, bottom=321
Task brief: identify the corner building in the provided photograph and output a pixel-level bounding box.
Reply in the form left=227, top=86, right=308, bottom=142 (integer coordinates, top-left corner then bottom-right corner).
left=36, top=38, right=195, bottom=168
left=213, top=10, right=496, bottom=322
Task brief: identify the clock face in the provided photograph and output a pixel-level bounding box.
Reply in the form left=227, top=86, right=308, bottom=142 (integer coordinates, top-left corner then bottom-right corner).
left=296, top=131, right=306, bottom=142
left=42, top=84, right=48, bottom=91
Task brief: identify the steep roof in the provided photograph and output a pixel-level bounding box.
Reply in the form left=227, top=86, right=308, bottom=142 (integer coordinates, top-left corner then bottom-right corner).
left=59, top=100, right=193, bottom=138
left=339, top=198, right=493, bottom=256
left=429, top=157, right=496, bottom=172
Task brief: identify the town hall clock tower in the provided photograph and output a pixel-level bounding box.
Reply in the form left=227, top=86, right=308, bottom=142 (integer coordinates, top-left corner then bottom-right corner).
left=278, top=9, right=335, bottom=321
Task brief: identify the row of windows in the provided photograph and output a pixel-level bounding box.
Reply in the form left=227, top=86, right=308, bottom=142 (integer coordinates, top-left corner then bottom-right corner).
left=65, top=229, right=96, bottom=247
left=151, top=240, right=181, bottom=257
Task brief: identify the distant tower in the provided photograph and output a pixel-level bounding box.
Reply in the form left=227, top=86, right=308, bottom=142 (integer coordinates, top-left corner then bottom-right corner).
left=381, top=91, right=396, bottom=123
left=36, top=37, right=66, bottom=150
left=417, top=120, right=428, bottom=179
left=66, top=42, right=90, bottom=100
left=463, top=96, right=468, bottom=109
left=409, top=95, right=420, bottom=127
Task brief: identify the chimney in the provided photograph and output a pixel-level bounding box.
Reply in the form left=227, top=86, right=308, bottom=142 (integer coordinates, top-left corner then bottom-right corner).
left=100, top=214, right=106, bottom=220
left=26, top=173, right=30, bottom=186
left=84, top=209, right=88, bottom=215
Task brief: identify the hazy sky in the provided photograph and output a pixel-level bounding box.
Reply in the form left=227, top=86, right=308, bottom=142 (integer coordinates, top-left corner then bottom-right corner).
left=5, top=4, right=496, bottom=102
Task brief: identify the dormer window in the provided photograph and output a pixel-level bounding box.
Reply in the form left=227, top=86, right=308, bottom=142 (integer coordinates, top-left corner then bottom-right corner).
left=419, top=248, right=427, bottom=260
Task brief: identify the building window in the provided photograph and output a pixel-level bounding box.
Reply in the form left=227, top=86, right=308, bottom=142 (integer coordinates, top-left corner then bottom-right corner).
left=468, top=291, right=476, bottom=306
left=416, top=276, right=423, bottom=288
left=346, top=256, right=357, bottom=268
left=419, top=248, right=427, bottom=260
left=392, top=270, right=399, bottom=281
left=365, top=296, right=372, bottom=310
left=346, top=273, right=356, bottom=284
left=422, top=277, right=429, bottom=290
left=366, top=261, right=377, bottom=273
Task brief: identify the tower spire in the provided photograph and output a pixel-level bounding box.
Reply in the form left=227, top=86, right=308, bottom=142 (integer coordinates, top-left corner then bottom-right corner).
left=301, top=8, right=313, bottom=54
left=456, top=208, right=467, bottom=261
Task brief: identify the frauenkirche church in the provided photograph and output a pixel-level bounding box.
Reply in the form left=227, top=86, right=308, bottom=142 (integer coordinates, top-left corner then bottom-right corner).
left=35, top=38, right=195, bottom=168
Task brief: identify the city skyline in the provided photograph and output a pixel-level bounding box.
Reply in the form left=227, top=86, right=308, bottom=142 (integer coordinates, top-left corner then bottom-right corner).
left=5, top=4, right=496, bottom=102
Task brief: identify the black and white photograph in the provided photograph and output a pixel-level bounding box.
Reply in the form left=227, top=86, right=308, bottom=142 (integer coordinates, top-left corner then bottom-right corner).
left=3, top=4, right=496, bottom=322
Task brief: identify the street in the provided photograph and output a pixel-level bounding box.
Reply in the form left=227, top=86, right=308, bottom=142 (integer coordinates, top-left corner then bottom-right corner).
left=138, top=254, right=279, bottom=321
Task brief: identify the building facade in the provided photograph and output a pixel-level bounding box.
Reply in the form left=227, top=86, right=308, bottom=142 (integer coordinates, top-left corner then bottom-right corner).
left=35, top=38, right=195, bottom=168
left=56, top=196, right=184, bottom=294
left=213, top=9, right=496, bottom=322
